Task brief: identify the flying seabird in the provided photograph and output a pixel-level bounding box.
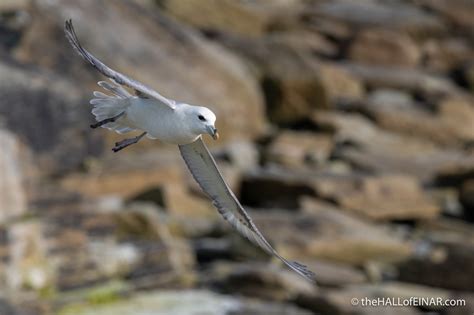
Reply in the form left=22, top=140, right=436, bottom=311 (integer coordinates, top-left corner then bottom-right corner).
left=64, top=20, right=315, bottom=283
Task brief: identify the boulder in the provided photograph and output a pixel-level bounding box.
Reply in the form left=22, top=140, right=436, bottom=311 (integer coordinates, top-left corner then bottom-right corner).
left=318, top=62, right=365, bottom=104
left=240, top=168, right=318, bottom=208
left=0, top=129, right=33, bottom=222
left=340, top=62, right=460, bottom=98
left=312, top=175, right=440, bottom=221
left=460, top=179, right=474, bottom=221
left=215, top=33, right=330, bottom=124
left=419, top=0, right=474, bottom=35
left=0, top=61, right=99, bottom=175
left=54, top=289, right=313, bottom=315
left=422, top=38, right=474, bottom=73
left=349, top=29, right=421, bottom=67
left=312, top=0, right=445, bottom=36
left=363, top=91, right=474, bottom=147
left=211, top=262, right=315, bottom=301
left=163, top=0, right=295, bottom=37
left=304, top=260, right=367, bottom=287
left=398, top=242, right=474, bottom=291
left=60, top=149, right=183, bottom=199
left=296, top=284, right=420, bottom=315
left=233, top=199, right=412, bottom=267
left=265, top=130, right=333, bottom=169
left=312, top=111, right=474, bottom=181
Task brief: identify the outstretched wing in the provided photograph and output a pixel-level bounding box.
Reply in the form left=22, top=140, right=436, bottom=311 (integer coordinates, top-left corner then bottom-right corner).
left=179, top=138, right=316, bottom=283
left=64, top=19, right=176, bottom=110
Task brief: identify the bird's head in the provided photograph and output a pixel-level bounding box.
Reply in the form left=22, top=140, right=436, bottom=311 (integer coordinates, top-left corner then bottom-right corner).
left=188, top=106, right=218, bottom=140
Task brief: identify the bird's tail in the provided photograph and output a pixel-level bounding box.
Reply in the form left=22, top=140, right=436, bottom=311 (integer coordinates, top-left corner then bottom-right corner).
left=90, top=79, right=136, bottom=134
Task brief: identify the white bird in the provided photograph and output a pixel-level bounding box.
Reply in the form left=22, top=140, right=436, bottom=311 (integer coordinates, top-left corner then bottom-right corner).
left=64, top=20, right=315, bottom=283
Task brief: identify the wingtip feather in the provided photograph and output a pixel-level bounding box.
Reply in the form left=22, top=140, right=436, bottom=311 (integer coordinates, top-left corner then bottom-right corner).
left=289, top=260, right=317, bottom=284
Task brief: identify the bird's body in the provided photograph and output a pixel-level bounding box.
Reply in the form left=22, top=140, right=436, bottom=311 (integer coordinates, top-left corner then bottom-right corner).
left=64, top=20, right=316, bottom=284
left=124, top=98, right=201, bottom=144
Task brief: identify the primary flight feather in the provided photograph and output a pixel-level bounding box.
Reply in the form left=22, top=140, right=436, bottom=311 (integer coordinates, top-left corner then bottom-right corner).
left=64, top=20, right=316, bottom=283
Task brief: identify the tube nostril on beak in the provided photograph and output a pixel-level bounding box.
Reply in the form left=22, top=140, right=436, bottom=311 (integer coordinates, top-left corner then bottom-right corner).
left=213, top=128, right=219, bottom=140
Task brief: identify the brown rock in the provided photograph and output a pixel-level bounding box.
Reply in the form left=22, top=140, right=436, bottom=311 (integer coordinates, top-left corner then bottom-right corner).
left=460, top=179, right=474, bottom=221
left=364, top=91, right=474, bottom=147
left=243, top=199, right=413, bottom=266
left=398, top=242, right=474, bottom=291
left=0, top=61, right=100, bottom=175
left=420, top=0, right=474, bottom=34
left=349, top=29, right=421, bottom=67
left=312, top=0, right=445, bottom=36
left=266, top=131, right=333, bottom=169
left=4, top=221, right=53, bottom=291
left=240, top=168, right=318, bottom=208
left=312, top=111, right=474, bottom=181
left=318, top=62, right=365, bottom=103
left=0, top=129, right=31, bottom=222
left=211, top=262, right=315, bottom=301
left=313, top=175, right=440, bottom=221
left=305, top=260, right=367, bottom=287
left=216, top=33, right=330, bottom=124
left=60, top=149, right=183, bottom=199
left=437, top=97, right=474, bottom=144
left=422, top=38, right=474, bottom=73
left=164, top=0, right=298, bottom=38
left=341, top=62, right=459, bottom=97
left=266, top=30, right=338, bottom=58
left=297, top=284, right=420, bottom=315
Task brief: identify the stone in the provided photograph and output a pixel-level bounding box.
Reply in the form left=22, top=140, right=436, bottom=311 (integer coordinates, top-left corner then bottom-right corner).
left=0, top=129, right=31, bottom=222
left=304, top=260, right=367, bottom=287
left=55, top=289, right=312, bottom=315
left=240, top=168, right=317, bottom=208
left=231, top=199, right=413, bottom=267
left=397, top=242, right=474, bottom=291
left=419, top=0, right=474, bottom=34
left=0, top=0, right=28, bottom=12
left=13, top=0, right=266, bottom=143
left=212, top=262, right=315, bottom=301
left=215, top=33, right=330, bottom=124
left=437, top=97, right=474, bottom=144
left=422, top=38, right=474, bottom=73
left=266, top=30, right=338, bottom=58
left=4, top=221, right=53, bottom=291
left=312, top=174, right=440, bottom=221
left=265, top=130, right=333, bottom=169
left=296, top=285, right=420, bottom=315
left=0, top=61, right=99, bottom=175
left=349, top=29, right=421, bottom=67
left=460, top=179, right=474, bottom=221
left=318, top=62, right=365, bottom=103
left=364, top=91, right=474, bottom=147
left=60, top=149, right=183, bottom=199
left=312, top=0, right=445, bottom=36
left=219, top=140, right=260, bottom=172
left=340, top=62, right=459, bottom=98
left=163, top=0, right=293, bottom=38
left=311, top=111, right=474, bottom=181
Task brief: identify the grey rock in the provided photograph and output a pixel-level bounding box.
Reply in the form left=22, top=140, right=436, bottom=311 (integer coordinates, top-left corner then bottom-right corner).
left=313, top=0, right=445, bottom=36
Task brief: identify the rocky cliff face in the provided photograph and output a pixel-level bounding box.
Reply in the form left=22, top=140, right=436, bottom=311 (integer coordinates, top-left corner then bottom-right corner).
left=0, top=0, right=473, bottom=314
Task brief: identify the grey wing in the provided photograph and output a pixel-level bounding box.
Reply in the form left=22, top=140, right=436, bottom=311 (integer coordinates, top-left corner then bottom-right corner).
left=179, top=138, right=316, bottom=283
left=64, top=19, right=176, bottom=110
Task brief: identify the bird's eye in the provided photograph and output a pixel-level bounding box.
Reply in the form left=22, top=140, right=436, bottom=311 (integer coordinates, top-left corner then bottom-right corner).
left=198, top=115, right=206, bottom=121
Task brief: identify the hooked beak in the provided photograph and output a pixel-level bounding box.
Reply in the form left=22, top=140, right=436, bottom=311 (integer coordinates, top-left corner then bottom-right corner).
left=207, top=125, right=219, bottom=140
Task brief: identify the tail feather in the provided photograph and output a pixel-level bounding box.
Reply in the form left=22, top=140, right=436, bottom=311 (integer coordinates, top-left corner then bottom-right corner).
left=90, top=79, right=135, bottom=134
